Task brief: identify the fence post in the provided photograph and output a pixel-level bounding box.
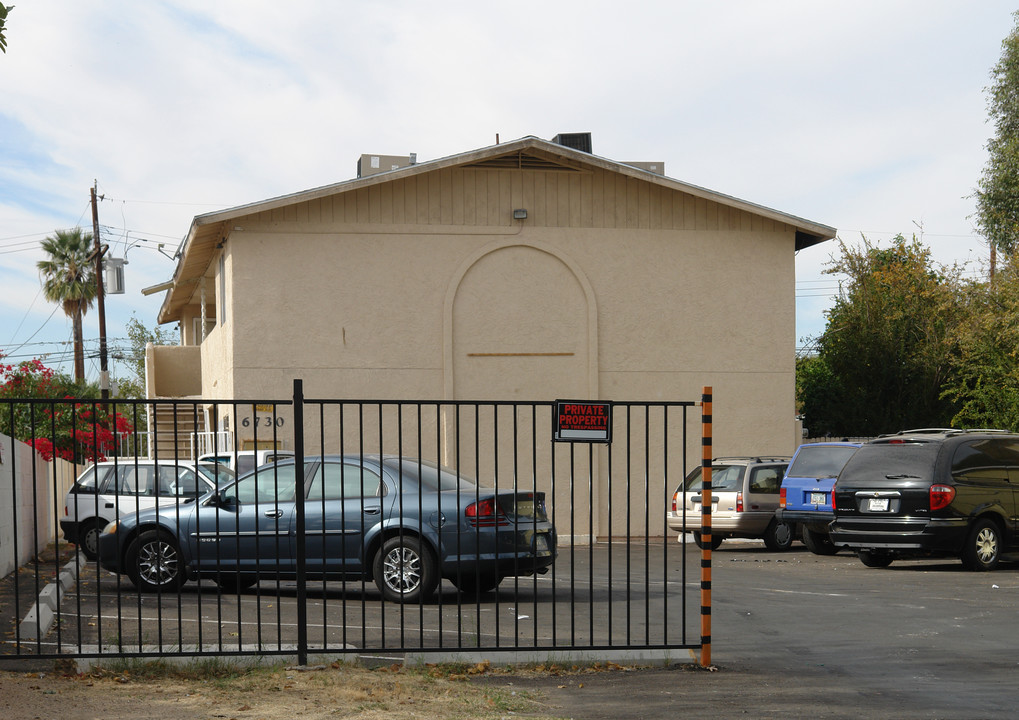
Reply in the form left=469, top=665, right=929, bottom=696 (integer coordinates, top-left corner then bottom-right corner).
left=700, top=386, right=712, bottom=667
left=293, top=379, right=308, bottom=665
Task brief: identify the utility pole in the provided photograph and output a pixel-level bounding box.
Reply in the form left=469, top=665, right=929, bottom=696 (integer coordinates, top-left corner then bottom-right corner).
left=90, top=182, right=110, bottom=400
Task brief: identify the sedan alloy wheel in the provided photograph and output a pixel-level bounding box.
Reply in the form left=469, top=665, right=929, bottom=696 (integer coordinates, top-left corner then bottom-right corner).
left=374, top=536, right=437, bottom=604
left=127, top=530, right=186, bottom=593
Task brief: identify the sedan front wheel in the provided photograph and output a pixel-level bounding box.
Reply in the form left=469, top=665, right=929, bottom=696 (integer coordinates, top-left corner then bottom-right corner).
left=126, top=530, right=186, bottom=593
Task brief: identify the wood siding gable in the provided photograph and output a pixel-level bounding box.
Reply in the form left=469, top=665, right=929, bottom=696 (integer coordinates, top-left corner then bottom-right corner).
left=251, top=166, right=795, bottom=234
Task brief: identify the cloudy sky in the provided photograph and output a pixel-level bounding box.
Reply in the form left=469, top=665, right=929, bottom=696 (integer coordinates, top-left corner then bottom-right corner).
left=0, top=1, right=1013, bottom=382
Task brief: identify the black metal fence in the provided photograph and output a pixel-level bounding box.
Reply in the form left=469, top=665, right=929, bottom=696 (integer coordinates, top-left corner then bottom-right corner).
left=1, top=383, right=704, bottom=664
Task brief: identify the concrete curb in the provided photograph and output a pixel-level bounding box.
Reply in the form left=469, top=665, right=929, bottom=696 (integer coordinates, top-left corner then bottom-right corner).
left=18, top=553, right=85, bottom=640
left=72, top=644, right=358, bottom=672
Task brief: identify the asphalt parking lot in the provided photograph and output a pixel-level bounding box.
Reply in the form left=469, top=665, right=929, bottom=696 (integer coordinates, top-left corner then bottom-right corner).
left=475, top=540, right=1019, bottom=719
left=6, top=539, right=1019, bottom=719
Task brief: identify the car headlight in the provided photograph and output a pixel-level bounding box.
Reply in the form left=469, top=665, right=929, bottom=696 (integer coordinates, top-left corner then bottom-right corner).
left=101, top=521, right=118, bottom=536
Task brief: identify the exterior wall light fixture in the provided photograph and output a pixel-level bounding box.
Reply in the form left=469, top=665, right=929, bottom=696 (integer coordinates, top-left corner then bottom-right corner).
left=513, top=209, right=528, bottom=220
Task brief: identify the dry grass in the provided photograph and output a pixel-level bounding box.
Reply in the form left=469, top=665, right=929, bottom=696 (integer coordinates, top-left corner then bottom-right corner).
left=2, top=658, right=573, bottom=720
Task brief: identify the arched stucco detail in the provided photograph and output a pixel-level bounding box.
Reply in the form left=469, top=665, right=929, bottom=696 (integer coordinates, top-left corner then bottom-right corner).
left=443, top=239, right=599, bottom=400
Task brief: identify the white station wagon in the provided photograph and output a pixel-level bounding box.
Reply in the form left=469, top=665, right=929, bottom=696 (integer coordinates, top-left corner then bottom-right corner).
left=61, top=459, right=234, bottom=560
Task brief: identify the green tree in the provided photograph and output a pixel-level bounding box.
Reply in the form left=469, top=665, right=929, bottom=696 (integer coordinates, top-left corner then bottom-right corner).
left=0, top=4, right=13, bottom=54
left=120, top=314, right=178, bottom=397
left=795, top=354, right=842, bottom=438
left=799, top=235, right=963, bottom=436
left=942, top=254, right=1019, bottom=429
left=975, top=11, right=1019, bottom=257
left=37, top=228, right=97, bottom=383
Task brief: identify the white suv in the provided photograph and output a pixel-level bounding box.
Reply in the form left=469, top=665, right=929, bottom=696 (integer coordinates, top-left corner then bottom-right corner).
left=61, top=459, right=234, bottom=560
left=197, top=449, right=294, bottom=476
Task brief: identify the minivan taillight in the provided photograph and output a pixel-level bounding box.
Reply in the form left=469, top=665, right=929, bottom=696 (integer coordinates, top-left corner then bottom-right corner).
left=779, top=487, right=786, bottom=509
left=672, top=491, right=679, bottom=513
left=736, top=492, right=743, bottom=513
left=929, top=484, right=956, bottom=511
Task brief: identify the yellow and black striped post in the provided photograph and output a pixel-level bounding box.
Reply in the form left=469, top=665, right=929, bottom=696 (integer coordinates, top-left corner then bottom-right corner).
left=700, top=386, right=713, bottom=667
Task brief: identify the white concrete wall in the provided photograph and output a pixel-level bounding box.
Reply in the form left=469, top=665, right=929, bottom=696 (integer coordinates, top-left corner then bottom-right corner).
left=0, top=434, right=76, bottom=579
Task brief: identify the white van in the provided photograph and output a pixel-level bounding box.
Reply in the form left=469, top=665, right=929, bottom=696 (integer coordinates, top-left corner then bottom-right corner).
left=197, top=449, right=294, bottom=477
left=61, top=459, right=234, bottom=560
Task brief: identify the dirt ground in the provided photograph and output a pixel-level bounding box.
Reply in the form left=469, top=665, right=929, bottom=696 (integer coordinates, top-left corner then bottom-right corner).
left=0, top=658, right=735, bottom=720
left=0, top=660, right=580, bottom=720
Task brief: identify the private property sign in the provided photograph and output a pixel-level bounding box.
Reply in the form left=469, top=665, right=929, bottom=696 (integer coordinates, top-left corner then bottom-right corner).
left=553, top=400, right=612, bottom=443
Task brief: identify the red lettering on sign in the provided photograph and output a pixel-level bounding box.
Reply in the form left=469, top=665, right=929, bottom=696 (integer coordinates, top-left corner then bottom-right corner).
left=554, top=401, right=612, bottom=442
left=559, top=405, right=610, bottom=430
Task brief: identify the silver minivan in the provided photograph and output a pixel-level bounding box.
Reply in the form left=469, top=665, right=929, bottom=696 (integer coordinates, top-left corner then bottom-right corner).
left=61, top=459, right=233, bottom=560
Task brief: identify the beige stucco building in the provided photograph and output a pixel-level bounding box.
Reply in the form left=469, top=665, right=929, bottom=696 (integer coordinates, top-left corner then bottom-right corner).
left=144, top=134, right=834, bottom=536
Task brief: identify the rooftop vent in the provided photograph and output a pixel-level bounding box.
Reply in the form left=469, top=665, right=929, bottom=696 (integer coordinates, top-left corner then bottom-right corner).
left=551, top=132, right=593, bottom=154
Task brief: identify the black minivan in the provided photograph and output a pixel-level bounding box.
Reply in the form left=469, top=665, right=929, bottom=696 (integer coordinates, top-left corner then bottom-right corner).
left=829, top=429, right=1019, bottom=570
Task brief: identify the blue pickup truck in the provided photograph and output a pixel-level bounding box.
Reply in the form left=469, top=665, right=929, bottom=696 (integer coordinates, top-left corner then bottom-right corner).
left=777, top=441, right=861, bottom=555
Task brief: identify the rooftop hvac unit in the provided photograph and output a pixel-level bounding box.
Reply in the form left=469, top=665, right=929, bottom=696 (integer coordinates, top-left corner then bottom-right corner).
left=551, top=132, right=593, bottom=153
left=356, top=153, right=417, bottom=178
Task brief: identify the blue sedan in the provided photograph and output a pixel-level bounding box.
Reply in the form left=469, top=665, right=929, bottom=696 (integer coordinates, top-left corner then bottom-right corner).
left=97, top=455, right=557, bottom=603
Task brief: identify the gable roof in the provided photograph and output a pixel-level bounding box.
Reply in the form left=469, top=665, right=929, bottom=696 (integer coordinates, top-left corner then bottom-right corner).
left=153, top=136, right=836, bottom=323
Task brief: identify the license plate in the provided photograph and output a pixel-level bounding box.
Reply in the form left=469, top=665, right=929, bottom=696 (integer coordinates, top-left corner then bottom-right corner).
left=810, top=492, right=826, bottom=505
left=868, top=498, right=889, bottom=512
left=515, top=500, right=534, bottom=518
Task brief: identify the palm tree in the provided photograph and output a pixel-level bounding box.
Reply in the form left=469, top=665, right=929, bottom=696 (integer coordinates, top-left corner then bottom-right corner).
left=37, top=228, right=97, bottom=382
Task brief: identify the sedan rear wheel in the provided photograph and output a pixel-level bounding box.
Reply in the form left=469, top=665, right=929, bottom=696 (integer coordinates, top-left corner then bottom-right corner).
left=961, top=518, right=1001, bottom=571
left=373, top=536, right=438, bottom=604
left=126, top=530, right=186, bottom=593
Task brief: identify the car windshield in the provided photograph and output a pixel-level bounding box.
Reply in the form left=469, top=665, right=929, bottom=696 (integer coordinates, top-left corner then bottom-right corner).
left=196, top=462, right=235, bottom=485
left=787, top=445, right=859, bottom=479
left=381, top=457, right=486, bottom=490
left=683, top=464, right=745, bottom=492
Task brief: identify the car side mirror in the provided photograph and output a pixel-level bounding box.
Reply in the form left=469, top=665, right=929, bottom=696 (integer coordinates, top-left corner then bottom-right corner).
left=208, top=492, right=237, bottom=509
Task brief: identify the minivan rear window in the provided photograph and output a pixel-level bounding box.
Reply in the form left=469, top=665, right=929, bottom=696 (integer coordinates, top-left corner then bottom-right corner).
left=787, top=445, right=859, bottom=479
left=841, top=441, right=940, bottom=480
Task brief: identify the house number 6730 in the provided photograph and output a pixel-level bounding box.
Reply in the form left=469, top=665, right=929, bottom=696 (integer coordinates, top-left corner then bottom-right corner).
left=241, top=417, right=285, bottom=427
